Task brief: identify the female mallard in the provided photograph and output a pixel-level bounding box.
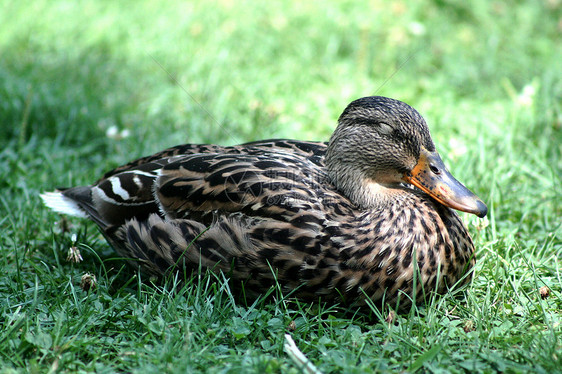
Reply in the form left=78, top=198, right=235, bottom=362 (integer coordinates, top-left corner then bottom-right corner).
left=41, top=96, right=487, bottom=309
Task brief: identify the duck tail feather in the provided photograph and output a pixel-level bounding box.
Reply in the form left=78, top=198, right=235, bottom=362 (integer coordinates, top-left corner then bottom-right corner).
left=40, top=190, right=89, bottom=218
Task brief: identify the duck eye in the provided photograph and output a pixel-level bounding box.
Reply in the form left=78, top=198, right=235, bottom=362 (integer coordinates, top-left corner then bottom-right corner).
left=378, top=122, right=393, bottom=136
left=429, top=164, right=440, bottom=174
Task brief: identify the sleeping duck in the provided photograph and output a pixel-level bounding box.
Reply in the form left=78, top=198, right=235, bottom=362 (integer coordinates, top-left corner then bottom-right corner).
left=41, top=96, right=487, bottom=309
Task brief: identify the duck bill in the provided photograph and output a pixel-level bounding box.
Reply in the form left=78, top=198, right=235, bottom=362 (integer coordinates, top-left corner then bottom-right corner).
left=403, top=148, right=488, bottom=218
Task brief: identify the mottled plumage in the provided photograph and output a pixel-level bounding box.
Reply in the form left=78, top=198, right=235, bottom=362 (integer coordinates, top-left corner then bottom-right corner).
left=41, top=96, right=487, bottom=310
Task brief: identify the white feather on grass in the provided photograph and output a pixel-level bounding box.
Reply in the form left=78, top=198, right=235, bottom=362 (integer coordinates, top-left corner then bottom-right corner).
left=284, top=334, right=323, bottom=374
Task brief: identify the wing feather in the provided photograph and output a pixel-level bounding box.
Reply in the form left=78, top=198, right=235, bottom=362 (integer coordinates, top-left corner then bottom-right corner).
left=69, top=140, right=333, bottom=228
left=155, top=151, right=333, bottom=221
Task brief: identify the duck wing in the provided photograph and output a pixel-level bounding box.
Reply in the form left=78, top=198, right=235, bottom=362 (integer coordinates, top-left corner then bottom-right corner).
left=155, top=149, right=330, bottom=222
left=46, top=140, right=328, bottom=229
left=99, top=139, right=327, bottom=180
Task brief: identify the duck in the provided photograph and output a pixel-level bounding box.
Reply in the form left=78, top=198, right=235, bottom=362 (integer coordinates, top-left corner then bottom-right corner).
left=41, top=96, right=487, bottom=310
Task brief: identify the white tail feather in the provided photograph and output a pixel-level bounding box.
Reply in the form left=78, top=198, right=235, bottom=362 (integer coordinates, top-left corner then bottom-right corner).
left=40, top=191, right=88, bottom=218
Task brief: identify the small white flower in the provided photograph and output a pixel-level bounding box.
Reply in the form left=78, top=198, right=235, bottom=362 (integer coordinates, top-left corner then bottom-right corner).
left=408, top=21, right=426, bottom=36
left=106, top=126, right=131, bottom=140
left=120, top=129, right=131, bottom=138
left=106, top=125, right=119, bottom=139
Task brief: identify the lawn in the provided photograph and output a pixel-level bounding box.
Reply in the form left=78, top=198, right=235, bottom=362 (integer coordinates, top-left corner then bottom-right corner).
left=1, top=0, right=561, bottom=372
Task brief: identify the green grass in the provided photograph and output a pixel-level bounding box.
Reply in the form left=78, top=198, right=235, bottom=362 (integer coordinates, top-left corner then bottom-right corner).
left=1, top=0, right=561, bottom=372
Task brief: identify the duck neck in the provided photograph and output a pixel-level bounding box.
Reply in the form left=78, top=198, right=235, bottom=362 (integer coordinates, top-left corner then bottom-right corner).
left=327, top=166, right=403, bottom=210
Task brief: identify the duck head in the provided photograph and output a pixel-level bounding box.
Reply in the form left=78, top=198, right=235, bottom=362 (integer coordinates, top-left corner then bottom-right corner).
left=325, top=96, right=487, bottom=218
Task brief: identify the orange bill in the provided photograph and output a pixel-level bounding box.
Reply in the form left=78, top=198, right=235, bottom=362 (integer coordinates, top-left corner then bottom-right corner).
left=403, top=147, right=488, bottom=218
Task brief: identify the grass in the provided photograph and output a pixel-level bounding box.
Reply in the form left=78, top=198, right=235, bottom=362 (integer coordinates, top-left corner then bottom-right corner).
left=1, top=0, right=561, bottom=372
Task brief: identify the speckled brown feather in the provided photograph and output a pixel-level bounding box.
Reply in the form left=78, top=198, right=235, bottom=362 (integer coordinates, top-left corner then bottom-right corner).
left=43, top=96, right=479, bottom=310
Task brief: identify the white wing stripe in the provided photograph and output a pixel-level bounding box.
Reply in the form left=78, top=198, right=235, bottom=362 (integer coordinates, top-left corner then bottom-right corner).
left=110, top=177, right=130, bottom=200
